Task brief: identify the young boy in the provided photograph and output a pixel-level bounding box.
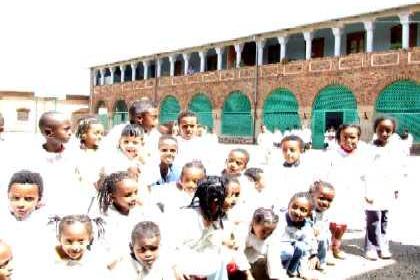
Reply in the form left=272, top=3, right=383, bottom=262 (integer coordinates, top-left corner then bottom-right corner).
left=152, top=135, right=180, bottom=186
left=0, top=240, right=13, bottom=280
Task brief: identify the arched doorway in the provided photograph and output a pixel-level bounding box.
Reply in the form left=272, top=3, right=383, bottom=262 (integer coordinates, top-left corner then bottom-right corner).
left=112, top=100, right=128, bottom=126
left=263, top=88, right=300, bottom=132
left=375, top=80, right=420, bottom=142
left=311, top=85, right=359, bottom=148
left=95, top=100, right=109, bottom=129
left=188, top=93, right=213, bottom=130
left=159, top=95, right=181, bottom=124
left=222, top=91, right=253, bottom=136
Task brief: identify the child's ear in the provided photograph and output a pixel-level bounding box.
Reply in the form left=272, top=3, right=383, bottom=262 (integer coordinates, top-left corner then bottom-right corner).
left=44, top=127, right=53, bottom=137
left=81, top=133, right=87, bottom=140
left=129, top=242, right=133, bottom=252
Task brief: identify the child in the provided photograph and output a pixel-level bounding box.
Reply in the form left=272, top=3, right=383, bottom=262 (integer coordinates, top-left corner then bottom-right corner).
left=46, top=214, right=109, bottom=279
left=364, top=117, right=402, bottom=260
left=74, top=116, right=105, bottom=193
left=97, top=171, right=162, bottom=264
left=150, top=161, right=206, bottom=214
left=0, top=240, right=13, bottom=280
left=110, top=221, right=175, bottom=279
left=38, top=111, right=73, bottom=154
left=271, top=192, right=318, bottom=279
left=323, top=124, right=368, bottom=259
left=171, top=176, right=227, bottom=280
left=152, top=135, right=180, bottom=186
left=309, top=181, right=336, bottom=270
left=223, top=148, right=250, bottom=177
left=267, top=136, right=319, bottom=209
left=244, top=168, right=277, bottom=211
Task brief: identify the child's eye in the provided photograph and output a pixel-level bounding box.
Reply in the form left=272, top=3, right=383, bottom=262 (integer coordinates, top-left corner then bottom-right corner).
left=24, top=197, right=35, bottom=202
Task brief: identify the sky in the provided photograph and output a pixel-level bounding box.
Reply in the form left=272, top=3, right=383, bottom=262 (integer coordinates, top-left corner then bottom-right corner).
left=0, top=0, right=417, bottom=97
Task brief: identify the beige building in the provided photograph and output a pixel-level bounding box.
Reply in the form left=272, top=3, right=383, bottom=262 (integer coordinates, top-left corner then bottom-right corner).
left=0, top=91, right=89, bottom=133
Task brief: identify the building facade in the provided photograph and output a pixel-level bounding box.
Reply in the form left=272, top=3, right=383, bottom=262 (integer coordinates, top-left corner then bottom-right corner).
left=90, top=3, right=420, bottom=147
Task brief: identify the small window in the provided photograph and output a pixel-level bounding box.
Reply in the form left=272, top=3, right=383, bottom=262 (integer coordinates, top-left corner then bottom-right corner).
left=346, top=31, right=365, bottom=54
left=17, top=108, right=30, bottom=121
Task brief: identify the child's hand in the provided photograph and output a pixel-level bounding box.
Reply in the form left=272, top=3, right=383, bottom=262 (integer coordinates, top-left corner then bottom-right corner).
left=365, top=197, right=373, bottom=204
left=308, top=256, right=320, bottom=270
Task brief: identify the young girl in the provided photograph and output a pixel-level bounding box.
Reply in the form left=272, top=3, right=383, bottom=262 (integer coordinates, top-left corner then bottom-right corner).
left=110, top=221, right=175, bottom=279
left=323, top=124, right=368, bottom=259
left=364, top=117, right=402, bottom=260
left=309, top=181, right=336, bottom=270
left=171, top=176, right=228, bottom=280
left=97, top=171, right=162, bottom=264
left=272, top=192, right=318, bottom=279
left=46, top=214, right=109, bottom=279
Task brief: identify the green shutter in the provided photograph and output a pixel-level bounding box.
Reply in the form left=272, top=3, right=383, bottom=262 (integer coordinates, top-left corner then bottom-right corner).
left=98, top=114, right=109, bottom=130
left=188, top=93, right=213, bottom=129
left=222, top=91, right=253, bottom=136
left=159, top=95, right=181, bottom=124
left=375, top=80, right=420, bottom=142
left=311, top=85, right=358, bottom=148
left=113, top=100, right=128, bottom=126
left=263, top=88, right=301, bottom=132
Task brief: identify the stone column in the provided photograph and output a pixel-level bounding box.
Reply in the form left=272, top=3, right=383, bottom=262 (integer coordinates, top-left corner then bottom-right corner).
left=143, top=60, right=149, bottom=80
left=100, top=69, right=105, bottom=86
left=303, top=31, right=313, bottom=60
left=234, top=43, right=243, bottom=68
left=257, top=40, right=265, bottom=66
left=332, top=27, right=342, bottom=57
left=277, top=36, right=288, bottom=61
left=120, top=65, right=125, bottom=82
left=215, top=47, right=223, bottom=70
left=131, top=62, right=137, bottom=81
left=399, top=12, right=411, bottom=49
left=183, top=53, right=190, bottom=75
left=364, top=21, right=374, bottom=53
left=156, top=58, right=162, bottom=78
left=110, top=67, right=115, bottom=84
left=199, top=51, right=206, bottom=72
left=169, top=55, right=175, bottom=76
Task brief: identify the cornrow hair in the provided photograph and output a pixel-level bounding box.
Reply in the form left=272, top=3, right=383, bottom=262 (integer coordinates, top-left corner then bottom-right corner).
left=48, top=214, right=106, bottom=244
left=75, top=116, right=100, bottom=145
left=188, top=176, right=226, bottom=228
left=244, top=167, right=264, bottom=182
left=335, top=123, right=361, bottom=142
left=8, top=170, right=44, bottom=200
left=289, top=191, right=313, bottom=211
left=97, top=171, right=131, bottom=215
left=131, top=221, right=161, bottom=245
left=252, top=207, right=279, bottom=226
left=121, top=124, right=144, bottom=138
left=229, top=148, right=250, bottom=164
left=309, top=180, right=335, bottom=194
left=177, top=111, right=197, bottom=125
left=280, top=135, right=304, bottom=152
left=181, top=160, right=207, bottom=178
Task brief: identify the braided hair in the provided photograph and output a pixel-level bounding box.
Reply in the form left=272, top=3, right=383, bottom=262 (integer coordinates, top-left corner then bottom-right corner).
left=75, top=115, right=101, bottom=148
left=188, top=176, right=226, bottom=228
left=97, top=171, right=131, bottom=215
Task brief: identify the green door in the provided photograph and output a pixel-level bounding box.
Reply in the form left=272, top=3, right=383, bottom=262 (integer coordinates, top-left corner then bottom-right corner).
left=263, top=88, right=300, bottom=132
left=375, top=80, right=420, bottom=142
left=311, top=85, right=359, bottom=148
left=159, top=95, right=181, bottom=124
left=222, top=91, right=253, bottom=136
left=188, top=93, right=213, bottom=130
left=112, top=100, right=128, bottom=126
left=96, top=101, right=109, bottom=130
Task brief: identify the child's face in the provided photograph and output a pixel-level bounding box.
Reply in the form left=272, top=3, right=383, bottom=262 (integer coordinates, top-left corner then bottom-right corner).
left=0, top=243, right=13, bottom=280
left=179, top=116, right=198, bottom=140
left=180, top=167, right=204, bottom=195
left=255, top=176, right=266, bottom=192
left=139, top=109, right=158, bottom=131
left=223, top=182, right=241, bottom=211
left=119, top=136, right=143, bottom=159
left=50, top=120, right=72, bottom=144
left=376, top=120, right=394, bottom=145
left=159, top=139, right=177, bottom=165
left=313, top=186, right=335, bottom=212
left=112, top=178, right=138, bottom=213
left=282, top=140, right=301, bottom=164
left=84, top=123, right=104, bottom=149
left=132, top=236, right=160, bottom=269
left=226, top=151, right=248, bottom=176
left=59, top=222, right=91, bottom=260
left=252, top=223, right=276, bottom=240
left=8, top=183, right=40, bottom=220
left=288, top=197, right=311, bottom=222
left=339, top=127, right=359, bottom=152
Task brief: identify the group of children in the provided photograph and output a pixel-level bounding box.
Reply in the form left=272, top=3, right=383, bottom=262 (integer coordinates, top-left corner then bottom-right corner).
left=0, top=99, right=410, bottom=280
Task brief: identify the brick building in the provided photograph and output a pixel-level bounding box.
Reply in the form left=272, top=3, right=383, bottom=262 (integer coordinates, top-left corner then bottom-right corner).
left=90, top=3, right=420, bottom=148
